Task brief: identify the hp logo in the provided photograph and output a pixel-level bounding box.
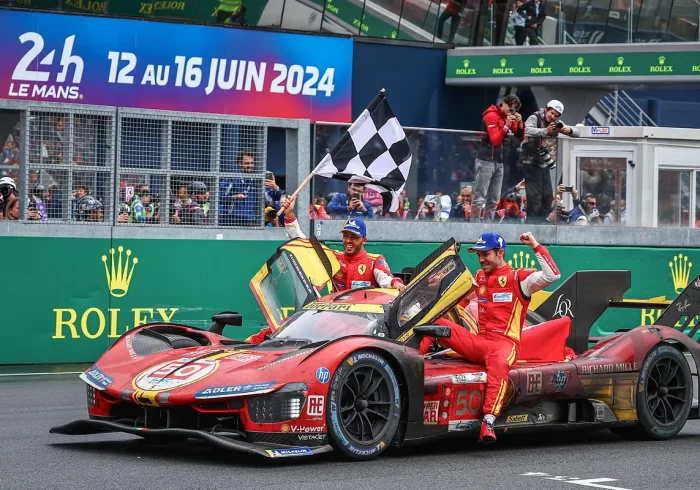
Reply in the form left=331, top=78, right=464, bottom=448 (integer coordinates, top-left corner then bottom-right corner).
left=316, top=367, right=331, bottom=384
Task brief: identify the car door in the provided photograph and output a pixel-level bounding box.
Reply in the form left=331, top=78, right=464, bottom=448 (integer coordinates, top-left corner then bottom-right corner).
left=386, top=237, right=475, bottom=347
left=249, top=237, right=341, bottom=332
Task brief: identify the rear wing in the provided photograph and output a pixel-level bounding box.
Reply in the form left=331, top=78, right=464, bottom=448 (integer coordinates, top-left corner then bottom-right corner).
left=531, top=270, right=632, bottom=354
left=655, top=273, right=700, bottom=338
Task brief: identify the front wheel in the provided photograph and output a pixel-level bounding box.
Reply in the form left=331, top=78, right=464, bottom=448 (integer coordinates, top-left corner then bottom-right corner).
left=612, top=344, right=692, bottom=441
left=327, top=350, right=402, bottom=461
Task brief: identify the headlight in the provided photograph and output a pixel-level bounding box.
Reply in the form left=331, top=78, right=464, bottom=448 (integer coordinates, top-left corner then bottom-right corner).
left=247, top=382, right=307, bottom=424
left=86, top=384, right=96, bottom=407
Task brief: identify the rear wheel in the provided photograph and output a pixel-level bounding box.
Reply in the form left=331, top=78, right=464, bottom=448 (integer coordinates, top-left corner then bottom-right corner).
left=326, top=350, right=401, bottom=461
left=612, top=344, right=692, bottom=440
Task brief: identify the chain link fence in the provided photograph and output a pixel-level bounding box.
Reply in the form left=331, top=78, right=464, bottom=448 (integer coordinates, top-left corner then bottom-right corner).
left=4, top=106, right=271, bottom=227
left=21, top=105, right=116, bottom=224
left=116, top=110, right=268, bottom=228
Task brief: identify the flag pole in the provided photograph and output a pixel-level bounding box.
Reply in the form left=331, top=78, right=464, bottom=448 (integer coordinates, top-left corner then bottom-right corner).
left=276, top=88, right=387, bottom=217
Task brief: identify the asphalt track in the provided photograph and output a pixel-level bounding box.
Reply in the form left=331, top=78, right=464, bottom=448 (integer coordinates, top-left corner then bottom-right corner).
left=2, top=370, right=699, bottom=490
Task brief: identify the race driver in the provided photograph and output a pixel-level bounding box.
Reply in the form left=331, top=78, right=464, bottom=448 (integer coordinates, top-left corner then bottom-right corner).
left=244, top=194, right=405, bottom=344
left=420, top=231, right=560, bottom=443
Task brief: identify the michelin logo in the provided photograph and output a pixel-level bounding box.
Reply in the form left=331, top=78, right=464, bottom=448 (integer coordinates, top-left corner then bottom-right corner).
left=267, top=447, right=313, bottom=458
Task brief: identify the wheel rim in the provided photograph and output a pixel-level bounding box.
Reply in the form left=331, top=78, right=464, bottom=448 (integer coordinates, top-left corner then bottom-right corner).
left=646, top=356, right=689, bottom=427
left=339, top=365, right=393, bottom=445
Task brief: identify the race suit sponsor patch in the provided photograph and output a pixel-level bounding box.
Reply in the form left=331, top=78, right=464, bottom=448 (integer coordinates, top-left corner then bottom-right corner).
left=492, top=292, right=513, bottom=302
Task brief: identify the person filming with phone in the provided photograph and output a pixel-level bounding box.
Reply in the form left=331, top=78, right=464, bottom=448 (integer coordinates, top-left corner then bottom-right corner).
left=521, top=100, right=580, bottom=223
left=473, top=95, right=524, bottom=222
left=326, top=182, right=375, bottom=219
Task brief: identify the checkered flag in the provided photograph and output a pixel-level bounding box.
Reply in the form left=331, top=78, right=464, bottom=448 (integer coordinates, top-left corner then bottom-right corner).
left=313, top=90, right=412, bottom=214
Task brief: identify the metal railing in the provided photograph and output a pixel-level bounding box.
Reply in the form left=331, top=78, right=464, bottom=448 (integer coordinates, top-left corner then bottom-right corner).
left=595, top=90, right=658, bottom=127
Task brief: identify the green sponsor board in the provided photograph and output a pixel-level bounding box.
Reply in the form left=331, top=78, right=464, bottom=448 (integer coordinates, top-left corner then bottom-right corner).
left=1, top=237, right=281, bottom=365
left=446, top=51, right=700, bottom=82
left=2, top=236, right=698, bottom=365
left=1, top=0, right=61, bottom=8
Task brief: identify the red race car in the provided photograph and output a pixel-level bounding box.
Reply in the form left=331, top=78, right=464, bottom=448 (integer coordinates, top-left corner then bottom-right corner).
left=51, top=238, right=700, bottom=460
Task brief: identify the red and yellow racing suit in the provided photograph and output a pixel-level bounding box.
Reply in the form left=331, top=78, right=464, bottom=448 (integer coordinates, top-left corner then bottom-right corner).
left=420, top=244, right=560, bottom=417
left=245, top=216, right=404, bottom=344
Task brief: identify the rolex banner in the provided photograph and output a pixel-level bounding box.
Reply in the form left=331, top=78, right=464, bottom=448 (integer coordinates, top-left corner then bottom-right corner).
left=1, top=236, right=699, bottom=365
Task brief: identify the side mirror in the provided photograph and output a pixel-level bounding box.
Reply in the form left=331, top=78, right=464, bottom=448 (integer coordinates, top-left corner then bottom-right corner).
left=208, top=311, right=243, bottom=335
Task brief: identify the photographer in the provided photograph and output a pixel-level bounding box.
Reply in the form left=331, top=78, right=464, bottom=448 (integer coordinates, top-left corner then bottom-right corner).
left=522, top=100, right=580, bottom=223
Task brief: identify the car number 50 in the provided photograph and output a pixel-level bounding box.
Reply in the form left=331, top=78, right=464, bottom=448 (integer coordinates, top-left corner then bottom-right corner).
left=455, top=389, right=482, bottom=416
left=270, top=64, right=335, bottom=97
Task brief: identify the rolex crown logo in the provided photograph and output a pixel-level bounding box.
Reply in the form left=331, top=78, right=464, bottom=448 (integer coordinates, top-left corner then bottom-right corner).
left=463, top=59, right=470, bottom=68
left=617, top=56, right=624, bottom=66
left=500, top=58, right=507, bottom=67
left=577, top=57, right=584, bottom=66
left=538, top=57, right=545, bottom=67
left=508, top=251, right=536, bottom=269
left=658, top=56, right=665, bottom=65
left=669, top=253, right=692, bottom=294
left=102, top=246, right=138, bottom=298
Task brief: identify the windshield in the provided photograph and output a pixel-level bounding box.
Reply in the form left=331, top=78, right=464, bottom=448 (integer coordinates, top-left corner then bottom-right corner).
left=271, top=309, right=386, bottom=343
left=256, top=251, right=327, bottom=326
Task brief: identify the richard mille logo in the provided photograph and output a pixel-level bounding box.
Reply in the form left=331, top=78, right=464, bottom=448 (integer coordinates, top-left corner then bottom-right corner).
left=553, top=294, right=575, bottom=318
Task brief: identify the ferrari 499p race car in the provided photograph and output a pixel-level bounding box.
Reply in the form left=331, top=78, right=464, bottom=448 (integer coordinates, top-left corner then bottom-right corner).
left=51, top=237, right=700, bottom=461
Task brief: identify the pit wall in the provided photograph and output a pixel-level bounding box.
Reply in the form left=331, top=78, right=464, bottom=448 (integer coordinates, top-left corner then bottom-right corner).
left=2, top=234, right=695, bottom=365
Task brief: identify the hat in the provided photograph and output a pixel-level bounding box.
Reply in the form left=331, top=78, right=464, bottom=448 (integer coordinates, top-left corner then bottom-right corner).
left=547, top=99, right=564, bottom=115
left=468, top=232, right=507, bottom=253
left=341, top=218, right=367, bottom=238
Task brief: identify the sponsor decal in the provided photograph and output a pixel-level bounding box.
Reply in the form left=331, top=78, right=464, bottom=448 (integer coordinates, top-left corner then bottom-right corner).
left=258, top=350, right=309, bottom=370
left=492, top=292, right=512, bottom=303
left=448, top=420, right=478, bottom=431
left=424, top=400, right=439, bottom=425
left=316, top=367, right=331, bottom=384
left=194, top=381, right=277, bottom=399
left=358, top=264, right=367, bottom=275
left=297, top=434, right=325, bottom=441
left=526, top=371, right=542, bottom=395
left=552, top=370, right=568, bottom=393
left=280, top=424, right=325, bottom=433
left=498, top=276, right=507, bottom=287
left=537, top=413, right=546, bottom=422
left=580, top=362, right=638, bottom=374
left=553, top=294, right=575, bottom=318
left=83, top=364, right=114, bottom=389
left=302, top=302, right=384, bottom=313
left=226, top=353, right=263, bottom=363
left=451, top=372, right=487, bottom=384
left=124, top=334, right=139, bottom=360
left=266, top=447, right=313, bottom=458
left=479, top=285, right=486, bottom=295
left=591, top=126, right=611, bottom=135
left=307, top=395, right=325, bottom=417
left=351, top=280, right=371, bottom=288
left=506, top=414, right=528, bottom=423
left=134, top=358, right=219, bottom=391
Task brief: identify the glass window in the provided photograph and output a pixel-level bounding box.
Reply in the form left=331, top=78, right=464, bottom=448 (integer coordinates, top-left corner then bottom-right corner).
left=633, top=0, right=671, bottom=42
left=577, top=156, right=628, bottom=225
left=321, top=0, right=366, bottom=35
left=360, top=0, right=402, bottom=38
left=667, top=0, right=700, bottom=42
left=657, top=169, right=691, bottom=228
left=280, top=0, right=323, bottom=32
left=256, top=0, right=286, bottom=28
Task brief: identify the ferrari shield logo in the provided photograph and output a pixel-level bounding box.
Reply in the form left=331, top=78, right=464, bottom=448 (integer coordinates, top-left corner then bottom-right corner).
left=498, top=276, right=507, bottom=287
left=358, top=264, right=366, bottom=275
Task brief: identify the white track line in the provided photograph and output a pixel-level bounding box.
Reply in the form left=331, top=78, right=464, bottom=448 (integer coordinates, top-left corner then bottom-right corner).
left=0, top=371, right=82, bottom=377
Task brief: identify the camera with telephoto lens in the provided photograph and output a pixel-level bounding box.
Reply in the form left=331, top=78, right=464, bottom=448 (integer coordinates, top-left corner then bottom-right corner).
left=536, top=147, right=556, bottom=169
left=556, top=121, right=564, bottom=130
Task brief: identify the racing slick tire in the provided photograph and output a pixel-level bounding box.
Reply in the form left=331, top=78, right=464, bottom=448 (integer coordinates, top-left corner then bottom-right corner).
left=612, top=344, right=692, bottom=441
left=327, top=350, right=402, bottom=461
